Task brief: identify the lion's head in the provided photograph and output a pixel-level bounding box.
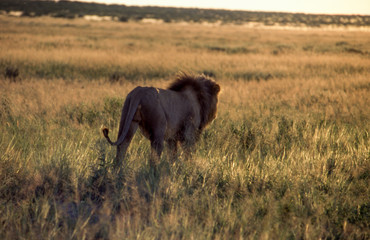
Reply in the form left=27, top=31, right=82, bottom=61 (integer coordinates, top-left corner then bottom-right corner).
left=168, top=73, right=220, bottom=130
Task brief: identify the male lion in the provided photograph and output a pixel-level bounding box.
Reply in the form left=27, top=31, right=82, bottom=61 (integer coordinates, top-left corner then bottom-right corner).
left=102, top=73, right=220, bottom=167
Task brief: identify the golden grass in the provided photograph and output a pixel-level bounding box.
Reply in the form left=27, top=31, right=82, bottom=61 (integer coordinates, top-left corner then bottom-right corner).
left=0, top=15, right=369, bottom=239
left=1, top=15, right=369, bottom=81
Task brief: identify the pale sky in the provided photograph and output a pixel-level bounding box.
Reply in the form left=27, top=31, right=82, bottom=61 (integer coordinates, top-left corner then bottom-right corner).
left=77, top=0, right=370, bottom=15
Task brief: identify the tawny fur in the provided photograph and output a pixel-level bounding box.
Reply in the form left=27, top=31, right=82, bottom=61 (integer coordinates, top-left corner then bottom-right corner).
left=102, top=73, right=220, bottom=167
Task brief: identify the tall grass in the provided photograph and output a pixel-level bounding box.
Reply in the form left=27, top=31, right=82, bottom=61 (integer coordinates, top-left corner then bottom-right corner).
left=0, top=15, right=369, bottom=239
left=1, top=15, right=369, bottom=81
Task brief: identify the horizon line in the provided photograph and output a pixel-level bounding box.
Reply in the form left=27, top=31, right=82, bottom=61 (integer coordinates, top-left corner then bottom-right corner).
left=64, top=0, right=370, bottom=16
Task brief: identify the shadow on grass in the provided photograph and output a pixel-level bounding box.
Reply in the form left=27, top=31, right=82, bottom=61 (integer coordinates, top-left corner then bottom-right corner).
left=20, top=144, right=171, bottom=239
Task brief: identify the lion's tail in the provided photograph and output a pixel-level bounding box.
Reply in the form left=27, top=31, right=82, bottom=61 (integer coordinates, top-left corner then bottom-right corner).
left=102, top=127, right=114, bottom=145
left=102, top=88, right=141, bottom=146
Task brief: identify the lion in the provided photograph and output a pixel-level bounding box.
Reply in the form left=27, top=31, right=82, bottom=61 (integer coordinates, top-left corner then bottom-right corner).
left=102, top=73, right=220, bottom=167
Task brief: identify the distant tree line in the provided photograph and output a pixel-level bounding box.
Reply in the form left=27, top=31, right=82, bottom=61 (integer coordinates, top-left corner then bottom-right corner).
left=1, top=0, right=369, bottom=26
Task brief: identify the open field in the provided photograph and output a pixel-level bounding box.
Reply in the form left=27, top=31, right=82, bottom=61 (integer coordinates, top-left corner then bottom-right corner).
left=0, top=15, right=369, bottom=239
left=1, top=0, right=369, bottom=27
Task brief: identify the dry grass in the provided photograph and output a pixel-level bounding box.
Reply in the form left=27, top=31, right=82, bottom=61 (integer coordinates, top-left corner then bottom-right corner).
left=0, top=15, right=369, bottom=239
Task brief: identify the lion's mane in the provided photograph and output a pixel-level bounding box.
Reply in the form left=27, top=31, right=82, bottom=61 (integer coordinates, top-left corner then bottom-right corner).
left=168, top=73, right=220, bottom=130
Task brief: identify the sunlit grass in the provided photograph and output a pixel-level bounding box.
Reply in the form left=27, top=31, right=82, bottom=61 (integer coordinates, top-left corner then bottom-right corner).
left=0, top=15, right=369, bottom=239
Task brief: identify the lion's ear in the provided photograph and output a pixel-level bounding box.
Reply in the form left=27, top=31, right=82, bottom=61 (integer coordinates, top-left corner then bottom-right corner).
left=213, top=84, right=220, bottom=94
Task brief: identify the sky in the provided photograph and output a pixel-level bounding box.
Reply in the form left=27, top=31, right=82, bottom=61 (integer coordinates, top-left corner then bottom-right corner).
left=76, top=0, right=370, bottom=15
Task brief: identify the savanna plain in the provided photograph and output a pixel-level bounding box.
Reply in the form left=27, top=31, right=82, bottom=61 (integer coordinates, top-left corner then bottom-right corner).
left=0, top=15, right=369, bottom=239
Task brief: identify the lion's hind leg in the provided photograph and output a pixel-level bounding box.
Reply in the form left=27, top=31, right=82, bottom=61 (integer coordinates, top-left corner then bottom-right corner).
left=149, top=131, right=165, bottom=168
left=115, top=122, right=139, bottom=168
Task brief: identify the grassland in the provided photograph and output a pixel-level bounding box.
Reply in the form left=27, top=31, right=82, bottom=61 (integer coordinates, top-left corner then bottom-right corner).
left=2, top=0, right=369, bottom=27
left=0, top=15, right=369, bottom=239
